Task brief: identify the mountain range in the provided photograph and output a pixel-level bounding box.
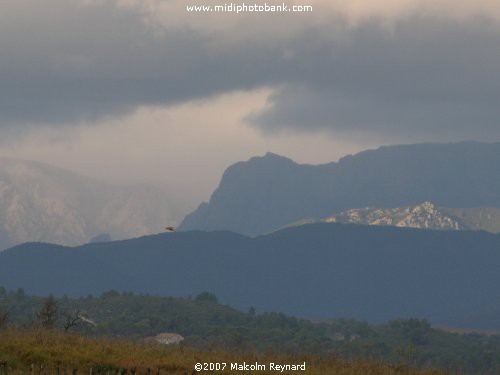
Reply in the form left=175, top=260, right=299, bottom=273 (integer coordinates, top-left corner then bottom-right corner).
left=0, top=157, right=183, bottom=250
left=179, top=142, right=500, bottom=236
left=282, top=201, right=500, bottom=233
left=1, top=223, right=500, bottom=330
left=3, top=142, right=500, bottom=249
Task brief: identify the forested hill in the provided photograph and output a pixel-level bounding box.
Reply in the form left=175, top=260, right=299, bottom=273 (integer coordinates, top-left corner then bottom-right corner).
left=2, top=223, right=500, bottom=329
left=180, top=142, right=500, bottom=235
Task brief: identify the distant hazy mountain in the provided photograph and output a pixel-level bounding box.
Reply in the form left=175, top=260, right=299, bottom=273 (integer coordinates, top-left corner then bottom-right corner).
left=179, top=142, right=500, bottom=236
left=0, top=157, right=182, bottom=250
left=2, top=223, right=500, bottom=329
left=283, top=202, right=500, bottom=233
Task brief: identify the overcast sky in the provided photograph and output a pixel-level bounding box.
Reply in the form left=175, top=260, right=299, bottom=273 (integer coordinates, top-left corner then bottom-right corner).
left=1, top=0, right=499, bottom=211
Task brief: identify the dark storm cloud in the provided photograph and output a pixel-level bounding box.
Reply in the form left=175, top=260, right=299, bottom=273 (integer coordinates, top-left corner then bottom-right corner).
left=247, top=17, right=500, bottom=140
left=0, top=0, right=307, bottom=127
left=1, top=0, right=500, bottom=141
left=0, top=0, right=215, bottom=125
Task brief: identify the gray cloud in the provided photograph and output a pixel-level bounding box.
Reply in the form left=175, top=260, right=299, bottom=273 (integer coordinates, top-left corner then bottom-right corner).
left=247, top=17, right=500, bottom=140
left=1, top=0, right=500, bottom=142
left=0, top=0, right=213, bottom=125
left=0, top=0, right=309, bottom=127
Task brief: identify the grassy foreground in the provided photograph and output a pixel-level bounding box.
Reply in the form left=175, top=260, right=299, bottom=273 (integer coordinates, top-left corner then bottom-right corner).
left=0, top=329, right=447, bottom=375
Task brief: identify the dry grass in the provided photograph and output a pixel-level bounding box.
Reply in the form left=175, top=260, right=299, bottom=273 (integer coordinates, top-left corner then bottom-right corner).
left=0, top=329, right=447, bottom=374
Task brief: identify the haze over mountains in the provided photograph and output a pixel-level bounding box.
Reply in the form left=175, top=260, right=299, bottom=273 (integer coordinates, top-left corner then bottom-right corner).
left=3, top=141, right=500, bottom=330
left=179, top=142, right=500, bottom=236
left=0, top=157, right=183, bottom=250
left=3, top=142, right=500, bottom=250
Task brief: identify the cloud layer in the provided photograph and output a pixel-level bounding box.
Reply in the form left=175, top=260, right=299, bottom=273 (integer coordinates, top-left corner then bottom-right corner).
left=1, top=0, right=500, bottom=141
left=247, top=16, right=500, bottom=140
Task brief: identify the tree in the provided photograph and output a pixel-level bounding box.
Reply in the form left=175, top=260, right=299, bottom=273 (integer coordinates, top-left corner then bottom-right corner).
left=36, top=295, right=58, bottom=329
left=195, top=291, right=218, bottom=304
left=62, top=309, right=82, bottom=332
left=15, top=288, right=25, bottom=299
left=0, top=310, right=8, bottom=329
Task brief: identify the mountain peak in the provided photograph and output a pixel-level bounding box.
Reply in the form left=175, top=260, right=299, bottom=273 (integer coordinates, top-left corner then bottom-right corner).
left=180, top=142, right=500, bottom=236
left=249, top=152, right=295, bottom=165
left=263, top=151, right=288, bottom=159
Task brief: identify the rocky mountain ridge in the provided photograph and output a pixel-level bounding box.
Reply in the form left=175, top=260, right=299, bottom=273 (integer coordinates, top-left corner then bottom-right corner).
left=282, top=202, right=500, bottom=233
left=324, top=201, right=464, bottom=229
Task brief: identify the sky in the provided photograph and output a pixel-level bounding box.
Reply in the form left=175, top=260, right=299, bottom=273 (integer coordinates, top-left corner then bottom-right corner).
left=0, top=0, right=499, bottom=211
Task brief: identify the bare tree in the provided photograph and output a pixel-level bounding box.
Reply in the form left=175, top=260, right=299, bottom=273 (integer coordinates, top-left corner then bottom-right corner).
left=0, top=310, right=8, bottom=329
left=62, top=309, right=82, bottom=332
left=36, top=295, right=58, bottom=329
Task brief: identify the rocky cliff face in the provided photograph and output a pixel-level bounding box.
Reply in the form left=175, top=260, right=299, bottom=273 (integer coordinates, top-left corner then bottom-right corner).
left=179, top=142, right=500, bottom=236
left=282, top=202, right=500, bottom=233
left=0, top=158, right=180, bottom=250
left=323, top=202, right=466, bottom=230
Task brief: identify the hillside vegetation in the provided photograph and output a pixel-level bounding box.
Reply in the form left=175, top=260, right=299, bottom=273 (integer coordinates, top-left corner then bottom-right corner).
left=0, top=288, right=328, bottom=354
left=2, top=289, right=500, bottom=373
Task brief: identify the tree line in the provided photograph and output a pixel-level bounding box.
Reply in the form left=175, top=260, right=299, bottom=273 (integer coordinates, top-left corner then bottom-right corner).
left=2, top=287, right=500, bottom=373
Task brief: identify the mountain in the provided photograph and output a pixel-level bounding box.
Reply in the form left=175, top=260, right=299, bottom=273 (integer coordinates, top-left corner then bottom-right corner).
left=0, top=157, right=183, bottom=250
left=324, top=201, right=465, bottom=229
left=283, top=202, right=500, bottom=233
left=440, top=206, right=500, bottom=233
left=2, top=223, right=500, bottom=329
left=179, top=142, right=500, bottom=236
